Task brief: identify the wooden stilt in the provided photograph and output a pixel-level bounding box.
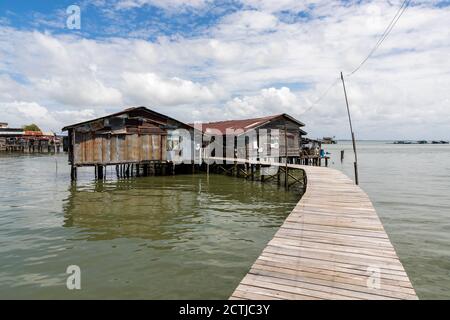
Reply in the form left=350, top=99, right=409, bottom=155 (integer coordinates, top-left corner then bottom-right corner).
left=70, top=165, right=77, bottom=181
left=277, top=167, right=280, bottom=186
left=97, top=165, right=104, bottom=180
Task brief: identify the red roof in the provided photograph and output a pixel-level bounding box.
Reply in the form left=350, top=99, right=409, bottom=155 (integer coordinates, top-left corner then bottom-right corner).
left=191, top=114, right=305, bottom=134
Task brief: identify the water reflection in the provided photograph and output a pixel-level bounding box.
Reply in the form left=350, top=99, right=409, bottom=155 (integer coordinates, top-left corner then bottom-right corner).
left=1, top=154, right=301, bottom=299
left=62, top=174, right=299, bottom=243
left=63, top=178, right=202, bottom=242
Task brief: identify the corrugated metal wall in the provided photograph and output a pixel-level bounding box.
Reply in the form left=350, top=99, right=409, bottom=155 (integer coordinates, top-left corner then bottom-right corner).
left=73, top=133, right=167, bottom=165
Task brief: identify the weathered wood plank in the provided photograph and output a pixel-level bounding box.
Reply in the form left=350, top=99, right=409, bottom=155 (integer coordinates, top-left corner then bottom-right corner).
left=213, top=157, right=418, bottom=300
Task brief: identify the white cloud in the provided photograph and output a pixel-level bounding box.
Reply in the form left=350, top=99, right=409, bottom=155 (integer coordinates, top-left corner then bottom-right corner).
left=1, top=101, right=98, bottom=132
left=115, top=0, right=209, bottom=10
left=224, top=87, right=301, bottom=118
left=0, top=1, right=449, bottom=139
left=217, top=10, right=279, bottom=37
left=122, top=72, right=219, bottom=106
left=35, top=76, right=123, bottom=107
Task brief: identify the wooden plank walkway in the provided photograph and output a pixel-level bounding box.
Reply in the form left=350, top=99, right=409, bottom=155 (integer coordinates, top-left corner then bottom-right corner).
left=212, top=158, right=418, bottom=300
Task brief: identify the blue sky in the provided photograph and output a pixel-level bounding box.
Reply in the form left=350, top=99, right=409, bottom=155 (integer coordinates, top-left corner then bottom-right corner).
left=0, top=0, right=243, bottom=39
left=0, top=1, right=450, bottom=139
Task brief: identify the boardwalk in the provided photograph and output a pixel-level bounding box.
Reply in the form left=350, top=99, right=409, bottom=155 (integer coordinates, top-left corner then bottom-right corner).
left=222, top=159, right=417, bottom=300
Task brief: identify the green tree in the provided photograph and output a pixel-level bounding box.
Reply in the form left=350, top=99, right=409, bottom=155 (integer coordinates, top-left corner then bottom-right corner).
left=22, top=124, right=41, bottom=132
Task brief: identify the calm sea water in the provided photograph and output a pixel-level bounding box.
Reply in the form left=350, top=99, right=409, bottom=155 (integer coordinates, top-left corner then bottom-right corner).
left=325, top=141, right=450, bottom=299
left=0, top=142, right=449, bottom=299
left=0, top=154, right=299, bottom=299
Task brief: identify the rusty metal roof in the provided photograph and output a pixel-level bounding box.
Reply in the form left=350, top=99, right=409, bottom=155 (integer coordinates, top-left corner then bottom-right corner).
left=191, top=113, right=305, bottom=134
left=62, top=106, right=193, bottom=131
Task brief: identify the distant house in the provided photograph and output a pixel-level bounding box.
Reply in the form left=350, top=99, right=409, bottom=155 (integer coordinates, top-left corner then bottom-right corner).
left=197, top=114, right=307, bottom=163
left=62, top=107, right=196, bottom=169
left=0, top=125, right=61, bottom=153
left=61, top=108, right=311, bottom=179
left=322, top=137, right=337, bottom=144
left=0, top=122, right=8, bottom=128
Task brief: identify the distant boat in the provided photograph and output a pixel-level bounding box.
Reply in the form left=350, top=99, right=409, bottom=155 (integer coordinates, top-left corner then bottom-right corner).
left=417, top=140, right=428, bottom=144
left=322, top=137, right=337, bottom=144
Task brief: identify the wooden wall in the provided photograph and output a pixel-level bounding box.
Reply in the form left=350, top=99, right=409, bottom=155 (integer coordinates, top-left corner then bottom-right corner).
left=73, top=132, right=167, bottom=165
left=0, top=137, right=5, bottom=151
left=233, top=129, right=300, bottom=160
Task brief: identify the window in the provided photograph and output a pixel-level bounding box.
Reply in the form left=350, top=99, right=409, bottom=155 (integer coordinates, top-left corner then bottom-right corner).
left=287, top=135, right=295, bottom=148
left=167, top=135, right=180, bottom=151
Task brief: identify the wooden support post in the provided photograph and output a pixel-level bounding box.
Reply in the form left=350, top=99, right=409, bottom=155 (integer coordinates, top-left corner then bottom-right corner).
left=341, top=150, right=345, bottom=162
left=284, top=124, right=288, bottom=189
left=277, top=167, right=280, bottom=186
left=143, top=164, right=148, bottom=176
left=341, top=71, right=359, bottom=185
left=97, top=165, right=104, bottom=180
left=70, top=165, right=77, bottom=181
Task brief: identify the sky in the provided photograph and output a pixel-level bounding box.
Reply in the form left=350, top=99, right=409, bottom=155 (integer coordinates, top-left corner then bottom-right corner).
left=0, top=0, right=449, bottom=139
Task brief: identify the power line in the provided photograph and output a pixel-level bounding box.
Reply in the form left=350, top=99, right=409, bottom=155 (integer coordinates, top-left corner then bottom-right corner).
left=300, top=77, right=340, bottom=116
left=300, top=0, right=411, bottom=115
left=347, top=0, right=411, bottom=76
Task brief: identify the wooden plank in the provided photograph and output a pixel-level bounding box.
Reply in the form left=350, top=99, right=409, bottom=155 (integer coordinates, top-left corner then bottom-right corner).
left=94, top=135, right=102, bottom=163
left=152, top=135, right=160, bottom=160
left=102, top=135, right=110, bottom=163
left=215, top=157, right=418, bottom=300
left=146, top=135, right=153, bottom=160
left=252, top=260, right=414, bottom=290
left=249, top=265, right=417, bottom=298
left=110, top=135, right=117, bottom=163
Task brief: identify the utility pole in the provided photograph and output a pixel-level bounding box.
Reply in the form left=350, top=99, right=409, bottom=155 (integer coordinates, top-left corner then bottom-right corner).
left=284, top=123, right=288, bottom=189
left=340, top=72, right=359, bottom=185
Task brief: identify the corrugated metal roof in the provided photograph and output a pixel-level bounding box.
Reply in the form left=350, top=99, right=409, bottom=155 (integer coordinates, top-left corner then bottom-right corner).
left=0, top=131, right=25, bottom=136
left=191, top=113, right=305, bottom=134
left=62, top=106, right=193, bottom=131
